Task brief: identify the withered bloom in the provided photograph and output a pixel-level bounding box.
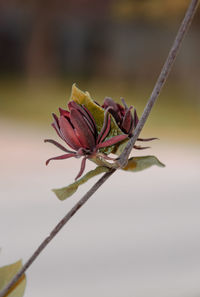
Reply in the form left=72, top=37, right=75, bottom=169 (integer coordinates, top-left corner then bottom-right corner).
left=45, top=101, right=127, bottom=179
left=102, top=97, right=138, bottom=136
left=102, top=97, right=157, bottom=149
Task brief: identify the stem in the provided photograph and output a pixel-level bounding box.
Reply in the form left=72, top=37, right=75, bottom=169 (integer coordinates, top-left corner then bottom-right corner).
left=118, top=0, right=199, bottom=168
left=0, top=1, right=198, bottom=296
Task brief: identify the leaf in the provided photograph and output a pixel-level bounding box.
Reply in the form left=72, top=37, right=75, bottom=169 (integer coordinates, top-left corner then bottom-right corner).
left=0, top=260, right=26, bottom=297
left=52, top=156, right=165, bottom=200
left=70, top=84, right=128, bottom=154
left=53, top=166, right=110, bottom=200
left=122, top=155, right=165, bottom=172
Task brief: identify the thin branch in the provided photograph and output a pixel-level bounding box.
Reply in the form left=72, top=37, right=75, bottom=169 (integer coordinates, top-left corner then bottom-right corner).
left=0, top=1, right=198, bottom=296
left=117, top=0, right=199, bottom=168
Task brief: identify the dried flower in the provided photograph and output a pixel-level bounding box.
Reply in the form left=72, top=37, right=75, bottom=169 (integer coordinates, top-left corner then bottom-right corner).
left=102, top=97, right=157, bottom=150
left=45, top=101, right=127, bottom=180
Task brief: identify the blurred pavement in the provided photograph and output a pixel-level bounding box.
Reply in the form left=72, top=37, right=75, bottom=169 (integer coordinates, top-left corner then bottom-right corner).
left=0, top=120, right=200, bottom=297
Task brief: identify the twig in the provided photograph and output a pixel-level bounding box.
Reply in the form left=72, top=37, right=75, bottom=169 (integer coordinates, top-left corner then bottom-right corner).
left=0, top=1, right=198, bottom=296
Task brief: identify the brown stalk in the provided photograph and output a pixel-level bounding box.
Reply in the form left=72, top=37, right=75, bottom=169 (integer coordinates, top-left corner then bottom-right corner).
left=0, top=1, right=198, bottom=296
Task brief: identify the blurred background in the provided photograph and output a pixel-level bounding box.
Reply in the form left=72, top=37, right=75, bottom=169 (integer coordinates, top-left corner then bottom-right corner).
left=0, top=1, right=200, bottom=297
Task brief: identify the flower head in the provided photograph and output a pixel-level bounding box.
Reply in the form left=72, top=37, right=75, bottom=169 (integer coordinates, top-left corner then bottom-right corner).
left=102, top=97, right=157, bottom=150
left=45, top=101, right=127, bottom=179
left=102, top=97, right=138, bottom=136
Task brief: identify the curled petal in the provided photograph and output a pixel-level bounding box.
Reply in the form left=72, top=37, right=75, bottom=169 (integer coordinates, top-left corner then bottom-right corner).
left=52, top=113, right=63, bottom=139
left=75, top=156, right=87, bottom=180
left=137, top=137, right=158, bottom=142
left=82, top=105, right=98, bottom=137
left=133, top=109, right=139, bottom=128
left=97, top=108, right=112, bottom=144
left=121, top=98, right=129, bottom=110
left=97, top=134, right=128, bottom=149
left=70, top=109, right=96, bottom=149
left=103, top=97, right=117, bottom=110
left=68, top=101, right=95, bottom=136
left=59, top=116, right=82, bottom=150
left=59, top=108, right=70, bottom=118
left=46, top=153, right=76, bottom=165
left=68, top=101, right=80, bottom=111
left=75, top=106, right=97, bottom=138
left=44, top=139, right=75, bottom=153
left=52, top=113, right=59, bottom=127
left=133, top=145, right=150, bottom=150
left=103, top=97, right=122, bottom=123
left=128, top=120, right=134, bottom=136
left=68, top=101, right=97, bottom=136
left=121, top=106, right=133, bottom=134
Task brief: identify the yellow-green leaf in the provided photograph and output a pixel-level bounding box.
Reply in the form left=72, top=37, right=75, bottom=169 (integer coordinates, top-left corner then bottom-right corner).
left=123, top=155, right=165, bottom=172
left=70, top=84, right=128, bottom=154
left=0, top=260, right=26, bottom=297
left=53, top=166, right=110, bottom=201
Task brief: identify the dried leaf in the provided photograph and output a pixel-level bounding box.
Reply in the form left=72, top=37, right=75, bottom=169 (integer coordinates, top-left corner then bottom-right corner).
left=53, top=166, right=110, bottom=201
left=123, top=155, right=165, bottom=172
left=0, top=260, right=26, bottom=297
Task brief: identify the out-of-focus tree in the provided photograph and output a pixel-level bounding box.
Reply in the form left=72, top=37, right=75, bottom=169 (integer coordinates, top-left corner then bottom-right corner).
left=0, top=0, right=199, bottom=82
left=112, top=0, right=199, bottom=21
left=25, top=0, right=111, bottom=78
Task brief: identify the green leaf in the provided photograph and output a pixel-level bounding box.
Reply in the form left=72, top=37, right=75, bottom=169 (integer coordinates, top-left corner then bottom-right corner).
left=70, top=84, right=128, bottom=154
left=122, top=155, right=165, bottom=172
left=53, top=166, right=110, bottom=200
left=0, top=260, right=26, bottom=297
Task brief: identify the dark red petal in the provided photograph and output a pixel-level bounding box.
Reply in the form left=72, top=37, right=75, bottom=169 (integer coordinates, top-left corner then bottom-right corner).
left=52, top=113, right=64, bottom=139
left=59, top=116, right=82, bottom=150
left=103, top=97, right=122, bottom=123
left=127, top=120, right=134, bottom=136
left=77, top=107, right=96, bottom=137
left=44, top=139, right=75, bottom=153
left=103, top=97, right=118, bottom=111
left=52, top=122, right=61, bottom=138
left=137, top=137, right=158, bottom=142
left=82, top=105, right=98, bottom=137
left=69, top=101, right=97, bottom=137
left=121, top=98, right=129, bottom=110
left=98, top=117, right=111, bottom=144
left=121, top=107, right=133, bottom=134
left=75, top=157, right=87, bottom=180
left=116, top=103, right=125, bottom=120
left=52, top=113, right=59, bottom=126
left=133, top=145, right=150, bottom=150
left=68, top=101, right=79, bottom=110
left=97, top=108, right=111, bottom=144
left=133, top=109, right=139, bottom=128
left=59, top=108, right=70, bottom=118
left=46, top=153, right=76, bottom=165
left=70, top=109, right=96, bottom=149
left=97, top=134, right=128, bottom=149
